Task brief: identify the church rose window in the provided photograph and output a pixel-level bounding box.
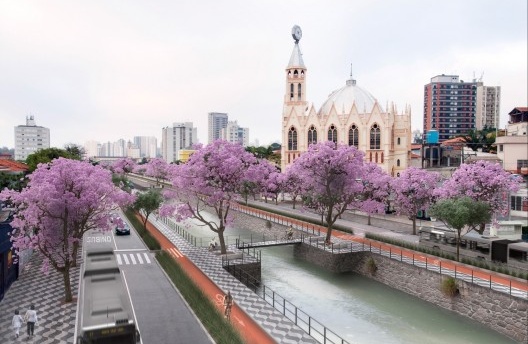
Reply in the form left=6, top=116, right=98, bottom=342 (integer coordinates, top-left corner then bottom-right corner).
left=327, top=124, right=337, bottom=143
left=308, top=125, right=317, bottom=145
left=288, top=126, right=298, bottom=150
left=370, top=123, right=380, bottom=149
left=348, top=124, right=358, bottom=147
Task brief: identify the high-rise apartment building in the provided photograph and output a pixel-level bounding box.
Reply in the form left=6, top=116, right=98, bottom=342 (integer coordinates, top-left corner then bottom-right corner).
left=14, top=116, right=50, bottom=161
left=208, top=112, right=228, bottom=144
left=133, top=136, right=158, bottom=158
left=162, top=122, right=197, bottom=163
left=476, top=85, right=501, bottom=130
left=423, top=75, right=478, bottom=142
left=220, top=121, right=249, bottom=147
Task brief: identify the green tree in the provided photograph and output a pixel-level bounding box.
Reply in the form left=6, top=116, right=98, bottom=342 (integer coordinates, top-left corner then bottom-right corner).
left=25, top=147, right=75, bottom=172
left=133, top=189, right=163, bottom=230
left=64, top=143, right=85, bottom=160
left=428, top=197, right=492, bottom=261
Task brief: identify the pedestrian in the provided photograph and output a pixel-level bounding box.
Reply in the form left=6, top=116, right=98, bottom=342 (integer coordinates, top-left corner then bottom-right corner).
left=223, top=291, right=233, bottom=319
left=24, top=304, right=38, bottom=338
left=11, top=309, right=23, bottom=339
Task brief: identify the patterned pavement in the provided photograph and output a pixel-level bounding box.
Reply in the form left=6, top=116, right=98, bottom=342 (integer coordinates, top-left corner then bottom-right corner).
left=0, top=252, right=80, bottom=344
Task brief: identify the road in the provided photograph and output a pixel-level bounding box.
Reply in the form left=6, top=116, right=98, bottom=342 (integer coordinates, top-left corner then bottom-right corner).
left=80, top=212, right=213, bottom=344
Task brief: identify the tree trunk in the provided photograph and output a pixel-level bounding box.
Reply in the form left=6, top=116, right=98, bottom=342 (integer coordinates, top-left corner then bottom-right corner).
left=62, top=265, right=73, bottom=302
left=72, top=241, right=79, bottom=267
left=477, top=222, right=486, bottom=235
left=456, top=229, right=461, bottom=261
left=367, top=214, right=371, bottom=226
left=412, top=217, right=417, bottom=235
left=218, top=227, right=227, bottom=254
left=143, top=213, right=149, bottom=230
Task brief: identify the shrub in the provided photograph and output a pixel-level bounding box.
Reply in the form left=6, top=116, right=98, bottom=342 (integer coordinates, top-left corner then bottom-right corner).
left=366, top=257, right=377, bottom=275
left=441, top=277, right=459, bottom=297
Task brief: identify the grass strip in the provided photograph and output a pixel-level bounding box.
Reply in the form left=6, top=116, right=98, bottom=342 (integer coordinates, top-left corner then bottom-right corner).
left=124, top=208, right=161, bottom=250
left=156, top=251, right=244, bottom=344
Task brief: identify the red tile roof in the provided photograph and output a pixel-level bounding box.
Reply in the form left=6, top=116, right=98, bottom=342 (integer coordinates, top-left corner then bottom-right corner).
left=0, top=159, right=29, bottom=173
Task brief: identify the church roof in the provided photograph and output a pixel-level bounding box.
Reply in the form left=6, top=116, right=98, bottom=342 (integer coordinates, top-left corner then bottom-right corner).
left=288, top=43, right=305, bottom=68
left=319, top=76, right=381, bottom=115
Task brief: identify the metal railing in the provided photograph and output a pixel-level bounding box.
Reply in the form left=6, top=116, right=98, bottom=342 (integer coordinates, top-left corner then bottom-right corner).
left=225, top=262, right=351, bottom=344
left=231, top=204, right=528, bottom=300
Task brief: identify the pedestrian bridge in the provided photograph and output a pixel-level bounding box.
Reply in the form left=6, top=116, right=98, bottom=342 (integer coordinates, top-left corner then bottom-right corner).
left=236, top=237, right=303, bottom=249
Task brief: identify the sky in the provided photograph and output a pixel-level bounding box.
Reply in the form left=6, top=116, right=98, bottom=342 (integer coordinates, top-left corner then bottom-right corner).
left=0, top=0, right=526, bottom=149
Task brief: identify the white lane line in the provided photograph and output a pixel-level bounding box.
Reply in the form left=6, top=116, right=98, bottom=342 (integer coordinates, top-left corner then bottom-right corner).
left=130, top=254, right=137, bottom=265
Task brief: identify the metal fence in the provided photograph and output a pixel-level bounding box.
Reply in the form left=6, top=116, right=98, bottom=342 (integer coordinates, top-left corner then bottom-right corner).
left=225, top=262, right=351, bottom=344
left=232, top=204, right=528, bottom=300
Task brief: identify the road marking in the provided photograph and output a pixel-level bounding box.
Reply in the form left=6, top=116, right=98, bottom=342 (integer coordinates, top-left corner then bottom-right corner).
left=137, top=254, right=144, bottom=264
left=168, top=247, right=184, bottom=258
left=143, top=253, right=151, bottom=264
left=130, top=254, right=137, bottom=265
left=123, top=254, right=130, bottom=265
left=116, top=254, right=122, bottom=265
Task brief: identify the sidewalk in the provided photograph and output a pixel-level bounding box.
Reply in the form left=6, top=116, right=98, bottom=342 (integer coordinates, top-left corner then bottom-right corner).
left=0, top=252, right=79, bottom=344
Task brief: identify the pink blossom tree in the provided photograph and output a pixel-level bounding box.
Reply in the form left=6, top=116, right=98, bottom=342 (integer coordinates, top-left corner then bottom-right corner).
left=264, top=170, right=286, bottom=205
left=145, top=158, right=170, bottom=186
left=0, top=158, right=134, bottom=302
left=290, top=142, right=365, bottom=243
left=437, top=161, right=522, bottom=234
left=392, top=167, right=441, bottom=235
left=284, top=167, right=304, bottom=209
left=161, top=140, right=258, bottom=254
left=357, top=163, right=392, bottom=225
left=112, top=157, right=137, bottom=175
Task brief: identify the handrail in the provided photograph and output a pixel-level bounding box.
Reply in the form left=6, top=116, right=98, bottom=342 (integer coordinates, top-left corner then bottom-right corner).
left=224, top=261, right=351, bottom=344
left=231, top=203, right=528, bottom=300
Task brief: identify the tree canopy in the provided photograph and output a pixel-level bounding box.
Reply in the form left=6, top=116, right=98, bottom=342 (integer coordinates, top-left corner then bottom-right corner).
left=392, top=167, right=441, bottom=235
left=161, top=140, right=258, bottom=254
left=429, top=197, right=492, bottom=261
left=289, top=142, right=365, bottom=243
left=0, top=158, right=134, bottom=302
left=25, top=147, right=78, bottom=172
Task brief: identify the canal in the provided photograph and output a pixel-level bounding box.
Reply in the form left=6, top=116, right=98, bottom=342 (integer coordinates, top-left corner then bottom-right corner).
left=183, top=216, right=515, bottom=344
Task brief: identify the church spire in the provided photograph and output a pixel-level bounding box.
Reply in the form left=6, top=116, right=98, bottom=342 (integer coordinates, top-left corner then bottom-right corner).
left=346, top=62, right=356, bottom=86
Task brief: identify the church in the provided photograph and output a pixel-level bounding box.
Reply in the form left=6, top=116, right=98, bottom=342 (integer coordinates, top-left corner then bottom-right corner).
left=280, top=26, right=411, bottom=177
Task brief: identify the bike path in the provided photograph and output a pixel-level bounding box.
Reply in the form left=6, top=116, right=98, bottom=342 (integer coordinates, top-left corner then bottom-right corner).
left=135, top=213, right=278, bottom=344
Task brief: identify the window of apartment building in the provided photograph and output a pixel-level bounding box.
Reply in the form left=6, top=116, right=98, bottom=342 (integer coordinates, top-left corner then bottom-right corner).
left=517, top=160, right=528, bottom=169
left=499, top=145, right=503, bottom=152
left=511, top=196, right=528, bottom=211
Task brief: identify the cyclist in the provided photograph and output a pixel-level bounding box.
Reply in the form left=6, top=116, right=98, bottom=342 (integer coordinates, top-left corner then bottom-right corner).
left=223, top=291, right=233, bottom=319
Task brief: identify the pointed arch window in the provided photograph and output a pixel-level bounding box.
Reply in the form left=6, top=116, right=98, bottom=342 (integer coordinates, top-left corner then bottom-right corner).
left=327, top=124, right=337, bottom=143
left=293, top=70, right=299, bottom=78
left=348, top=124, right=359, bottom=147
left=290, top=84, right=294, bottom=101
left=397, top=159, right=401, bottom=167
left=288, top=126, right=298, bottom=150
left=397, top=137, right=401, bottom=145
left=308, top=125, right=317, bottom=145
left=297, top=84, right=302, bottom=100
left=370, top=123, right=381, bottom=149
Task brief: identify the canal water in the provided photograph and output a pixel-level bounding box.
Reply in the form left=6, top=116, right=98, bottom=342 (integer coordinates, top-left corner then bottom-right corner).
left=181, top=216, right=515, bottom=344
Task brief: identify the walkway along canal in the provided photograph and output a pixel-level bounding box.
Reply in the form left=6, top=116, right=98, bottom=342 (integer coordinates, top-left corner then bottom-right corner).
left=171, top=206, right=524, bottom=343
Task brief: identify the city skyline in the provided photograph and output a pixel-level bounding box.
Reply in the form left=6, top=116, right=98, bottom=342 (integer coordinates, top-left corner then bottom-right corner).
left=0, top=1, right=526, bottom=149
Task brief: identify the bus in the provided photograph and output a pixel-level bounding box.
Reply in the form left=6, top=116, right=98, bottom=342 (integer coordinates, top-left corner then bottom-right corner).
left=77, top=247, right=140, bottom=344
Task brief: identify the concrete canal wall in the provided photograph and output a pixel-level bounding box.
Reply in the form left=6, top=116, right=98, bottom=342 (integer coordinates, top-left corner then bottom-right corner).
left=294, top=244, right=528, bottom=343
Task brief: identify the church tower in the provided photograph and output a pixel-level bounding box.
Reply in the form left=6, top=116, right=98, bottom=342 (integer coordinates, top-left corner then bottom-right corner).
left=281, top=25, right=308, bottom=171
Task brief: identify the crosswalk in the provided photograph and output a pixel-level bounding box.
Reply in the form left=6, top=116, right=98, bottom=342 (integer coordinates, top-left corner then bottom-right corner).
left=116, top=252, right=152, bottom=265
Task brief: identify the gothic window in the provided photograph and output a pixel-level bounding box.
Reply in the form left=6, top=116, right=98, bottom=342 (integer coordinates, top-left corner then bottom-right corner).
left=290, top=84, right=294, bottom=101
left=307, top=125, right=317, bottom=145
left=397, top=159, right=400, bottom=167
left=294, top=70, right=299, bottom=78
left=327, top=124, right=337, bottom=143
left=370, top=123, right=381, bottom=149
left=381, top=152, right=384, bottom=163
left=298, top=84, right=302, bottom=100
left=397, top=137, right=401, bottom=145
left=348, top=124, right=358, bottom=147
left=288, top=126, right=298, bottom=150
